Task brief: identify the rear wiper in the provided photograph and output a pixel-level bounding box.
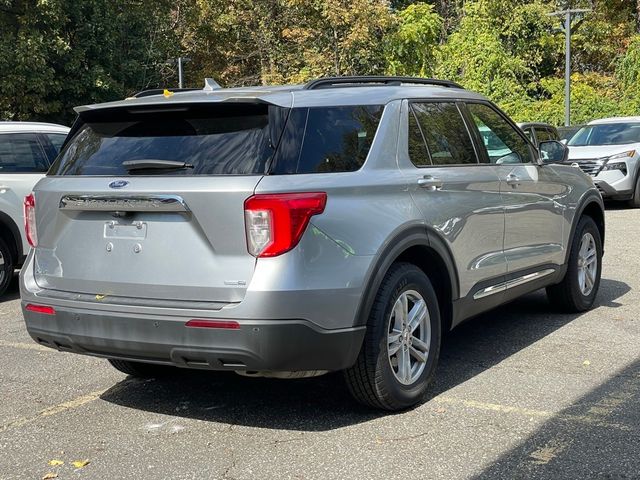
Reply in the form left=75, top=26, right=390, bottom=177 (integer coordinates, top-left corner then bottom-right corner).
left=122, top=159, right=194, bottom=171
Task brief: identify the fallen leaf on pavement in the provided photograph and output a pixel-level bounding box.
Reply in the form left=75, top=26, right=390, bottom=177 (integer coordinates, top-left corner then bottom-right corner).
left=48, top=460, right=64, bottom=466
left=71, top=460, right=90, bottom=469
left=42, top=473, right=58, bottom=480
left=583, top=360, right=591, bottom=366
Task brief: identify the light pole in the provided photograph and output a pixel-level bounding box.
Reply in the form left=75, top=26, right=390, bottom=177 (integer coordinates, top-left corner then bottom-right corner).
left=166, top=57, right=192, bottom=88
left=549, top=8, right=590, bottom=126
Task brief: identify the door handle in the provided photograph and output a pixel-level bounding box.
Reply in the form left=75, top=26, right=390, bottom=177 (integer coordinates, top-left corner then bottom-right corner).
left=417, top=175, right=443, bottom=191
left=505, top=173, right=521, bottom=186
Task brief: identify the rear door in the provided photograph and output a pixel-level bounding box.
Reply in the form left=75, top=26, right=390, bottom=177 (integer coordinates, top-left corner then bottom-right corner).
left=32, top=102, right=285, bottom=303
left=464, top=102, right=567, bottom=273
left=401, top=100, right=506, bottom=301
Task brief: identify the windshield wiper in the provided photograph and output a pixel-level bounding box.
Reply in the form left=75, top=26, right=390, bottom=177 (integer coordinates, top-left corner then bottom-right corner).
left=122, top=159, right=194, bottom=171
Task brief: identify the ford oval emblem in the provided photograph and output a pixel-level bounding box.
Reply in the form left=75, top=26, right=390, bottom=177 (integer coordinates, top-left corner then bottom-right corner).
left=109, top=180, right=129, bottom=189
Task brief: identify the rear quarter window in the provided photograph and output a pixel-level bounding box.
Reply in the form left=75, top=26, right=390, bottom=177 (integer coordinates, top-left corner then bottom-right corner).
left=271, top=105, right=384, bottom=174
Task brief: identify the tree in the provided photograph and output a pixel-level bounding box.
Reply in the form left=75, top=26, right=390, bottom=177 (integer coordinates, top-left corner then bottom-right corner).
left=386, top=3, right=442, bottom=77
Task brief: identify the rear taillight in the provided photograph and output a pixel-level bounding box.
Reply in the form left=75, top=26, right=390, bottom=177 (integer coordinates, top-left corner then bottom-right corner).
left=244, top=192, right=327, bottom=257
left=24, top=193, right=37, bottom=248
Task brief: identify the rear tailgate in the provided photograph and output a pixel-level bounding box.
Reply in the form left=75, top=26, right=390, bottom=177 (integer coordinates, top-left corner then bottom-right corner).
left=33, top=176, right=260, bottom=302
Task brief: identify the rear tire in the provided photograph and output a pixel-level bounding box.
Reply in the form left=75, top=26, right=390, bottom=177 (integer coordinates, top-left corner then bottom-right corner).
left=108, top=359, right=176, bottom=378
left=546, top=216, right=602, bottom=312
left=627, top=174, right=640, bottom=208
left=344, top=263, right=441, bottom=411
left=0, top=237, right=14, bottom=297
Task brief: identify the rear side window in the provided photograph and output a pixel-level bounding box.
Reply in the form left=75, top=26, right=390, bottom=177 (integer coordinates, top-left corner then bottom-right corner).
left=536, top=128, right=557, bottom=143
left=50, top=103, right=285, bottom=176
left=0, top=133, right=49, bottom=173
left=45, top=133, right=67, bottom=155
left=410, top=102, right=477, bottom=165
left=271, top=105, right=383, bottom=174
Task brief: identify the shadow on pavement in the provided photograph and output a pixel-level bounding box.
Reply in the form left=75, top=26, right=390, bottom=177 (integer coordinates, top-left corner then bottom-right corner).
left=473, top=358, right=640, bottom=479
left=100, top=278, right=630, bottom=432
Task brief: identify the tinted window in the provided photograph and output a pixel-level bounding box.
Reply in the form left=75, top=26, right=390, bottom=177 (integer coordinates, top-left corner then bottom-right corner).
left=568, top=123, right=640, bottom=146
left=535, top=128, right=554, bottom=143
left=0, top=133, right=49, bottom=173
left=467, top=103, right=533, bottom=164
left=272, top=105, right=383, bottom=174
left=45, top=133, right=67, bottom=155
left=51, top=103, right=284, bottom=176
left=523, top=128, right=534, bottom=142
left=411, top=102, right=477, bottom=165
left=408, top=108, right=430, bottom=167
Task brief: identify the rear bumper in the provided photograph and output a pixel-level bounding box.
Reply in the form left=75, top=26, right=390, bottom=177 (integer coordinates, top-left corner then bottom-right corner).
left=22, top=303, right=365, bottom=372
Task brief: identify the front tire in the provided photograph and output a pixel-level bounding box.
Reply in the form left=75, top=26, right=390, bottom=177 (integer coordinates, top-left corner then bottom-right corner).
left=627, top=174, right=640, bottom=208
left=0, top=237, right=14, bottom=297
left=344, top=263, right=441, bottom=410
left=547, top=216, right=602, bottom=312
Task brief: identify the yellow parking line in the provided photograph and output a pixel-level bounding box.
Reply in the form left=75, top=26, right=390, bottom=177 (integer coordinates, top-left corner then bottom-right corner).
left=0, top=340, right=52, bottom=353
left=0, top=389, right=107, bottom=434
left=433, top=396, right=631, bottom=431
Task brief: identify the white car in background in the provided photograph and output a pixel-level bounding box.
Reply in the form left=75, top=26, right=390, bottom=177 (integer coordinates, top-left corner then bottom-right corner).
left=567, top=117, right=640, bottom=207
left=0, top=122, right=69, bottom=295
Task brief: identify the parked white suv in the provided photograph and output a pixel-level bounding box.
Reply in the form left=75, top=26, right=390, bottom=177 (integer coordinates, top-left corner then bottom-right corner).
left=0, top=122, right=69, bottom=294
left=567, top=117, right=640, bottom=207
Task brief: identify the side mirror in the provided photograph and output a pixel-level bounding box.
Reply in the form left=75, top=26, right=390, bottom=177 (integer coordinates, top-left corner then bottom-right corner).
left=539, top=140, right=569, bottom=164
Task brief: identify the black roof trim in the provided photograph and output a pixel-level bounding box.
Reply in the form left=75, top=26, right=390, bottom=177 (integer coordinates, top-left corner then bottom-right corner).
left=303, top=76, right=464, bottom=90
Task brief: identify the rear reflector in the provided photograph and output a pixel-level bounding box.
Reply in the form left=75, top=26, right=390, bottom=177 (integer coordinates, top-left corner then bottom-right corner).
left=25, top=304, right=56, bottom=315
left=185, top=319, right=240, bottom=329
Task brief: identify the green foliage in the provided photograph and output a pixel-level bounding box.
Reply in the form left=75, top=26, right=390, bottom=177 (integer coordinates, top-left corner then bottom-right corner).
left=386, top=3, right=441, bottom=77
left=1, top=0, right=640, bottom=125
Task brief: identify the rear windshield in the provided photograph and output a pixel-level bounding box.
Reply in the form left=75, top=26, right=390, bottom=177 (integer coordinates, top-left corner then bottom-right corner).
left=50, top=103, right=283, bottom=176
left=51, top=103, right=384, bottom=176
left=568, top=123, right=640, bottom=146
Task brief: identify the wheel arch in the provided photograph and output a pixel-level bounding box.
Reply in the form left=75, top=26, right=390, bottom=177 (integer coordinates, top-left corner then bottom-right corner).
left=0, top=211, right=23, bottom=265
left=354, top=225, right=459, bottom=333
left=566, top=192, right=605, bottom=264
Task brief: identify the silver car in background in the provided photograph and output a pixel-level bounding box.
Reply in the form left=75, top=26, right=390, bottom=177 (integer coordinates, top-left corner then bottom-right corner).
left=20, top=77, right=604, bottom=410
left=567, top=116, right=640, bottom=207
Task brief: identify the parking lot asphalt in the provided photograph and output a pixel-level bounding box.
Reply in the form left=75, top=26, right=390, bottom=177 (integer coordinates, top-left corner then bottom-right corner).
left=1, top=206, right=639, bottom=480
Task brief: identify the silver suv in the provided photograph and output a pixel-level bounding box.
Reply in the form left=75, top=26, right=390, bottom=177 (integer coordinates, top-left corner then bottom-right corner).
left=567, top=117, right=640, bottom=207
left=20, top=77, right=604, bottom=410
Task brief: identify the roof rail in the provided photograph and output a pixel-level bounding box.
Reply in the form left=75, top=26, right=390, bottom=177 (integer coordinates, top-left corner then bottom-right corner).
left=303, top=76, right=464, bottom=90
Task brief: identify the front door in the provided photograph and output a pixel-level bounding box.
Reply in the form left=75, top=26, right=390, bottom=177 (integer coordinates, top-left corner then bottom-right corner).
left=464, top=102, right=567, bottom=274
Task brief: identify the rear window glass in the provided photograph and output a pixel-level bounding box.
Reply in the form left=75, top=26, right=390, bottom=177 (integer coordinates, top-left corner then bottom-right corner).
left=50, top=104, right=285, bottom=176
left=0, top=133, right=49, bottom=173
left=271, top=105, right=384, bottom=174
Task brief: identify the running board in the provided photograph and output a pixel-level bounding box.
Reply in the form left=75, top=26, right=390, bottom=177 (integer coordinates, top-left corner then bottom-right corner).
left=473, top=268, right=556, bottom=300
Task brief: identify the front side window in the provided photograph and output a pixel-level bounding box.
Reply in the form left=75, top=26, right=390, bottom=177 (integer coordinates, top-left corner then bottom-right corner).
left=410, top=102, right=477, bottom=165
left=467, top=103, right=533, bottom=164
left=0, top=133, right=49, bottom=173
